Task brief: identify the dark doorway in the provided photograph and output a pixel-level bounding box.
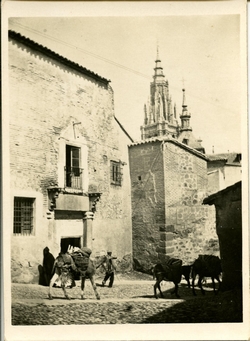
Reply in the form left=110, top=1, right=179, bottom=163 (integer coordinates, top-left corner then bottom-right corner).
left=60, top=237, right=81, bottom=253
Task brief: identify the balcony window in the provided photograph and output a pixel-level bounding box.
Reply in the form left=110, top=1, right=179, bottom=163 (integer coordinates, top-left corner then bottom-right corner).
left=110, top=160, right=122, bottom=186
left=13, top=197, right=35, bottom=235
left=65, top=145, right=83, bottom=189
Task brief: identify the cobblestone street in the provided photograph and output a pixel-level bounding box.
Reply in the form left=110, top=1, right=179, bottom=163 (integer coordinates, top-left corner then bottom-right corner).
left=11, top=272, right=242, bottom=325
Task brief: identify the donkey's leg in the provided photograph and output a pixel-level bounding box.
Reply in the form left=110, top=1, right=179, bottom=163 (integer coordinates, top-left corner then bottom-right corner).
left=48, top=273, right=59, bottom=299
left=198, top=276, right=205, bottom=295
left=214, top=275, right=221, bottom=294
left=192, top=275, right=197, bottom=296
left=89, top=275, right=100, bottom=300
left=80, top=276, right=85, bottom=300
left=172, top=283, right=180, bottom=298
left=154, top=282, right=158, bottom=298
left=157, top=280, right=164, bottom=298
left=62, top=284, right=70, bottom=299
left=211, top=277, right=216, bottom=294
left=186, top=275, right=191, bottom=288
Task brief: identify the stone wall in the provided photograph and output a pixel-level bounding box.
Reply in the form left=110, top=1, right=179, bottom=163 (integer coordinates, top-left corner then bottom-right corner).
left=129, top=139, right=218, bottom=272
left=129, top=141, right=165, bottom=272
left=9, top=34, right=132, bottom=283
left=163, top=142, right=218, bottom=264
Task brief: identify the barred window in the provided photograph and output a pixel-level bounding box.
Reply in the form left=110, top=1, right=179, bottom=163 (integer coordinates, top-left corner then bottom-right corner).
left=13, top=197, right=35, bottom=235
left=110, top=161, right=122, bottom=186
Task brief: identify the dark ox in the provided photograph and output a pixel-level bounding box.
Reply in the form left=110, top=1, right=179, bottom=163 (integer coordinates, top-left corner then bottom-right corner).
left=152, top=258, right=182, bottom=299
left=191, top=255, right=222, bottom=296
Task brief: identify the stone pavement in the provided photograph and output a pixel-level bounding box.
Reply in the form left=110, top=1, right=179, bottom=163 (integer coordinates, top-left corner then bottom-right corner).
left=11, top=274, right=243, bottom=325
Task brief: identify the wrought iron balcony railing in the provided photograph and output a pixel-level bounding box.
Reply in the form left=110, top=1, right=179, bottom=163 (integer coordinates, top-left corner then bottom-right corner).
left=64, top=166, right=83, bottom=189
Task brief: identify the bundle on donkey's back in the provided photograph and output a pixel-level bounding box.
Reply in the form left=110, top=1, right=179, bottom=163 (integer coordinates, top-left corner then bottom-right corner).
left=71, top=246, right=100, bottom=300
left=152, top=258, right=183, bottom=299
left=48, top=246, right=100, bottom=300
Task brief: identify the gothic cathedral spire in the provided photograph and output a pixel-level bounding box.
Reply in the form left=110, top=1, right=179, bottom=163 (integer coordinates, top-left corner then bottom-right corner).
left=140, top=52, right=205, bottom=153
left=140, top=49, right=178, bottom=140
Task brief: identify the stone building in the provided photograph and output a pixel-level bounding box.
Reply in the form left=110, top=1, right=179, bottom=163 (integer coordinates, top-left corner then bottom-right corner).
left=9, top=30, right=133, bottom=283
left=207, top=153, right=242, bottom=194
left=129, top=54, right=218, bottom=271
left=203, top=181, right=242, bottom=291
left=129, top=137, right=217, bottom=271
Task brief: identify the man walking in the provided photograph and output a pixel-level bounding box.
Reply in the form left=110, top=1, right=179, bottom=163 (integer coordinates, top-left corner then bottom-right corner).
left=100, top=251, right=117, bottom=288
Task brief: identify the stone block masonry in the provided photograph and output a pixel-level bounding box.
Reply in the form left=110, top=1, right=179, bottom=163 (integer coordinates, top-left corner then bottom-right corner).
left=163, top=141, right=218, bottom=264
left=129, top=141, right=165, bottom=271
left=129, top=139, right=219, bottom=272
left=9, top=34, right=133, bottom=283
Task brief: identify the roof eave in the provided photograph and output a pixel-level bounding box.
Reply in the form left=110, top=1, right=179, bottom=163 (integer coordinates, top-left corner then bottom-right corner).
left=9, top=30, right=111, bottom=86
left=203, top=181, right=242, bottom=205
left=129, top=137, right=208, bottom=161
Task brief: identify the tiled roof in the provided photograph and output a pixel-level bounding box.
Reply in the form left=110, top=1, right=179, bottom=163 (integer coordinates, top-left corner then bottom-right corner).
left=128, top=136, right=208, bottom=160
left=9, top=30, right=110, bottom=85
left=207, top=153, right=241, bottom=165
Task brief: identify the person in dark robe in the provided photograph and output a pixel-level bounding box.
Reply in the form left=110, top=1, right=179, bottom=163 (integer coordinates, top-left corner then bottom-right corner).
left=43, top=247, right=55, bottom=286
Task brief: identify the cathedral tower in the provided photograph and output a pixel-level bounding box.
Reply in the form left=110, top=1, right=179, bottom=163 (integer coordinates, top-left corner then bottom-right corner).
left=140, top=52, right=205, bottom=154
left=140, top=50, right=179, bottom=140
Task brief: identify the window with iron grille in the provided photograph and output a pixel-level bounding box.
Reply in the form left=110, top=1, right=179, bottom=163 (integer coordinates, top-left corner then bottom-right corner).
left=110, top=161, right=122, bottom=186
left=65, top=145, right=83, bottom=189
left=13, top=197, right=35, bottom=235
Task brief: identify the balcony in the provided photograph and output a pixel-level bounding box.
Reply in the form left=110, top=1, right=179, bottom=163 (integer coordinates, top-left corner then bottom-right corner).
left=64, top=166, right=83, bottom=189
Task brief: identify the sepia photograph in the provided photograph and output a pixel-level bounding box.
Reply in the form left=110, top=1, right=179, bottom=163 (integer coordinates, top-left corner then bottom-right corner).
left=2, top=1, right=248, bottom=340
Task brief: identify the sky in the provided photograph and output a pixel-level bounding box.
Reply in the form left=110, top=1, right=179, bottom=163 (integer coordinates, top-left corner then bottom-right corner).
left=7, top=3, right=246, bottom=154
